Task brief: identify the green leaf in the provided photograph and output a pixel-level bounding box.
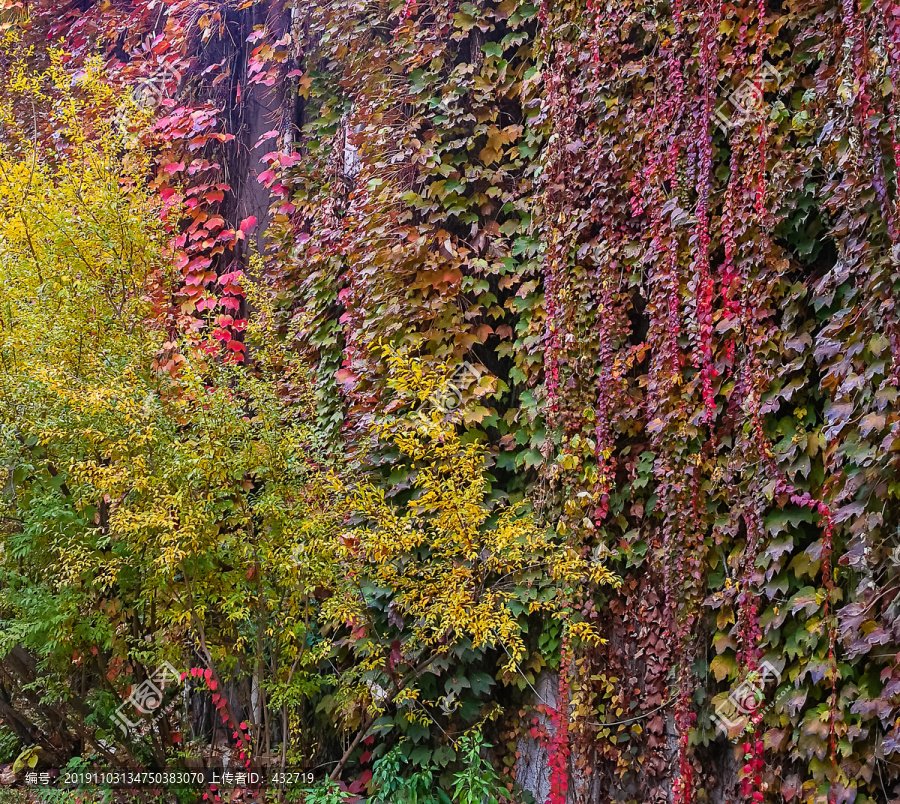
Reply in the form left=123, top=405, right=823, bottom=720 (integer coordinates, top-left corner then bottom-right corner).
left=408, top=746, right=432, bottom=766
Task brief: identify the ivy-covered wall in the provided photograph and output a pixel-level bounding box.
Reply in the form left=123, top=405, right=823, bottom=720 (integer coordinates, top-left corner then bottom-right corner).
left=268, top=0, right=900, bottom=798
left=2, top=0, right=900, bottom=801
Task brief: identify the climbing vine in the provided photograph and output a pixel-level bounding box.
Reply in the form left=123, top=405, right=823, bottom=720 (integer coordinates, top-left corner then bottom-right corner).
left=2, top=0, right=900, bottom=802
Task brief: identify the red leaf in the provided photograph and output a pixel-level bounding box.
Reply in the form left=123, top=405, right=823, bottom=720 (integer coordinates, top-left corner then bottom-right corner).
left=196, top=296, right=218, bottom=312
left=186, top=257, right=213, bottom=272
left=256, top=129, right=280, bottom=145
left=239, top=216, right=257, bottom=233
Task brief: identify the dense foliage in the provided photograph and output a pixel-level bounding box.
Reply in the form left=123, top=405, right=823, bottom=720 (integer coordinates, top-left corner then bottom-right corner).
left=1, top=0, right=900, bottom=802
